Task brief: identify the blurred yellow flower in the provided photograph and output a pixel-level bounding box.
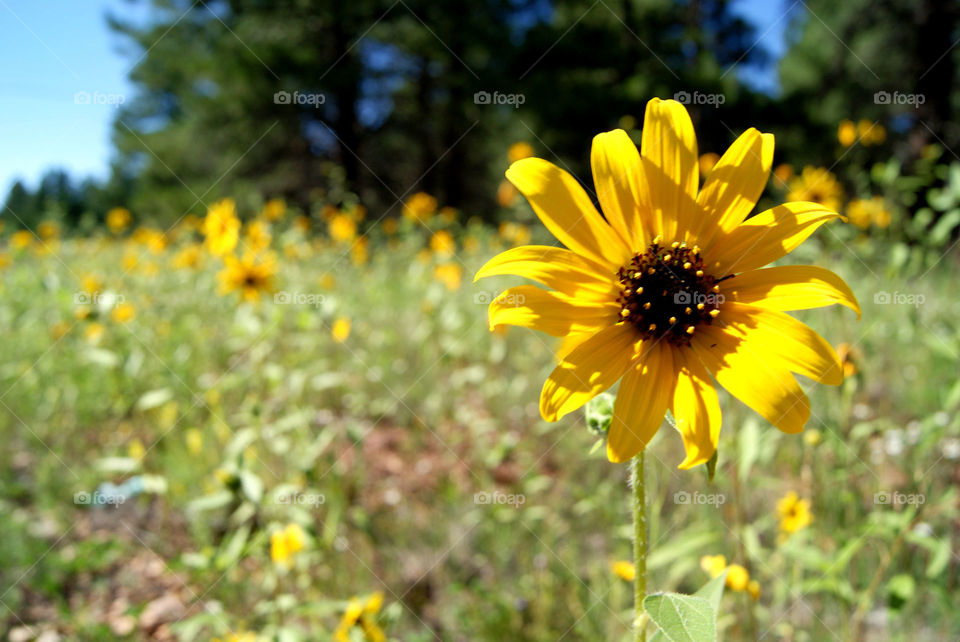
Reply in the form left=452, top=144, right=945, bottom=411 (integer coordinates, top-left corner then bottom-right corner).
left=212, top=632, right=258, bottom=642
left=111, top=302, right=136, bottom=323
left=332, top=317, right=351, bottom=343
left=725, top=564, right=749, bottom=592
left=10, top=230, right=33, bottom=250
left=106, top=207, right=132, bottom=234
left=463, top=236, right=480, bottom=253
left=747, top=579, right=761, bottom=601
left=403, top=192, right=437, bottom=224
left=439, top=206, right=457, bottom=224
left=293, top=215, right=312, bottom=232
left=837, top=120, right=857, bottom=147
left=382, top=218, right=399, bottom=235
left=328, top=213, right=358, bottom=243
left=335, top=592, right=385, bottom=642
left=270, top=523, right=307, bottom=566
left=244, top=219, right=272, bottom=252
left=204, top=198, right=241, bottom=256
left=37, top=221, right=60, bottom=240
left=217, top=252, right=277, bottom=302
left=320, top=272, right=337, bottom=290
left=434, top=262, right=463, bottom=291
left=777, top=491, right=813, bottom=533
left=787, top=166, right=844, bottom=212
left=698, top=152, right=720, bottom=176
left=773, top=163, right=793, bottom=185
left=700, top=554, right=726, bottom=578
left=351, top=236, right=369, bottom=265
left=261, top=197, right=286, bottom=222
left=185, top=428, right=203, bottom=455
left=429, top=230, right=456, bottom=257
left=858, top=119, right=886, bottom=145
left=835, top=342, right=859, bottom=377
left=0, top=252, right=10, bottom=270
left=50, top=321, right=71, bottom=339
left=84, top=322, right=105, bottom=344
left=172, top=243, right=204, bottom=270
left=611, top=560, right=636, bottom=581
left=497, top=180, right=518, bottom=207
left=508, top=141, right=535, bottom=164
left=803, top=428, right=823, bottom=447
left=128, top=438, right=146, bottom=461
left=847, top=196, right=891, bottom=230
left=81, top=274, right=103, bottom=296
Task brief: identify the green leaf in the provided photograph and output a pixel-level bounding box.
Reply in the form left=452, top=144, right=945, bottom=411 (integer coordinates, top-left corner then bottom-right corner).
left=694, top=570, right=727, bottom=613
left=643, top=593, right=716, bottom=642
left=705, top=450, right=718, bottom=482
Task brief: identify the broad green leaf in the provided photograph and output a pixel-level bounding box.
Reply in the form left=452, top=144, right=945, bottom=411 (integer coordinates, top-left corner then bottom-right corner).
left=643, top=593, right=716, bottom=642
left=694, top=570, right=727, bottom=613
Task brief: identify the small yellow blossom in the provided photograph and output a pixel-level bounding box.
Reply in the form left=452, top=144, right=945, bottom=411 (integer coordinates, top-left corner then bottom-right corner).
left=787, top=166, right=844, bottom=212
left=203, top=198, right=241, bottom=256
left=328, top=213, right=358, bottom=243
left=10, top=230, right=33, bottom=250
left=429, top=230, right=456, bottom=257
left=747, top=579, right=761, bottom=600
left=433, top=262, right=463, bottom=291
left=837, top=120, right=857, bottom=147
left=497, top=180, right=518, bottom=207
left=244, top=219, right=272, bottom=252
left=508, top=142, right=535, bottom=164
left=111, top=302, right=136, bottom=323
left=773, top=163, right=793, bottom=185
left=261, top=198, right=286, bottom=222
left=172, top=243, right=204, bottom=270
left=335, top=592, right=386, bottom=642
left=106, top=207, right=132, bottom=234
left=382, top=218, right=399, bottom=235
left=611, top=560, right=636, bottom=581
left=351, top=236, right=369, bottom=265
left=128, top=438, right=146, bottom=461
left=270, top=523, right=307, bottom=566
left=777, top=491, right=813, bottom=533
left=332, top=317, right=351, bottom=343
left=803, top=428, right=823, bottom=447
left=725, top=564, right=749, bottom=592
left=217, top=252, right=277, bottom=302
left=185, top=428, right=203, bottom=455
left=698, top=152, right=720, bottom=176
left=403, top=192, right=437, bottom=224
left=847, top=196, right=891, bottom=230
left=858, top=119, right=886, bottom=145
left=700, top=554, right=726, bottom=578
left=84, top=322, right=105, bottom=344
left=37, top=221, right=59, bottom=240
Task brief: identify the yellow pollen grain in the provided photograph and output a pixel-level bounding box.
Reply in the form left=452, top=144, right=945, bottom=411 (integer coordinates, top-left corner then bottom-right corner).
left=685, top=307, right=692, bottom=315
left=709, top=309, right=720, bottom=317
left=671, top=241, right=680, bottom=249
left=621, top=309, right=630, bottom=317
left=633, top=272, right=642, bottom=279
left=697, top=303, right=705, bottom=310
left=712, top=285, right=720, bottom=292
left=636, top=287, right=643, bottom=294
left=647, top=267, right=656, bottom=275
left=668, top=316, right=676, bottom=324
left=683, top=262, right=692, bottom=269
left=643, top=302, right=651, bottom=310
left=696, top=270, right=704, bottom=277
left=664, top=254, right=672, bottom=262
left=686, top=326, right=695, bottom=335
left=648, top=323, right=657, bottom=331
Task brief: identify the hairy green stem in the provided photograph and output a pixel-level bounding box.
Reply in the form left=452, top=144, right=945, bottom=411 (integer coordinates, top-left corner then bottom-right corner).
left=632, top=452, right=647, bottom=642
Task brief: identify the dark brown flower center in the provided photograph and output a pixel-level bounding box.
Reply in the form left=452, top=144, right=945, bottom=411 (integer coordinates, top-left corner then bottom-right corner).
left=616, top=238, right=723, bottom=346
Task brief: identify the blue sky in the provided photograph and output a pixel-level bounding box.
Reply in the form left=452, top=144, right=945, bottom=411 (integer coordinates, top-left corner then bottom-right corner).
left=0, top=0, right=790, bottom=197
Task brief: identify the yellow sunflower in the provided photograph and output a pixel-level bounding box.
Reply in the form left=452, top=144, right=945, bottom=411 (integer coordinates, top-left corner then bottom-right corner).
left=204, top=198, right=241, bottom=256
left=217, top=252, right=277, bottom=302
left=475, top=98, right=860, bottom=467
left=787, top=166, right=844, bottom=212
left=777, top=490, right=813, bottom=533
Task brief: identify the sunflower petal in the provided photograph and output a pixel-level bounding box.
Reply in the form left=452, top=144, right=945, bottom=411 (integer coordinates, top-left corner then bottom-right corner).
left=720, top=302, right=844, bottom=385
left=506, top=158, right=630, bottom=267
left=541, top=323, right=641, bottom=422
left=640, top=98, right=699, bottom=242
left=474, top=245, right=617, bottom=300
left=696, top=128, right=774, bottom=245
left=705, top=202, right=840, bottom=275
left=591, top=129, right=647, bottom=249
left=607, top=340, right=676, bottom=463
left=488, top=285, right=618, bottom=336
left=719, top=265, right=860, bottom=318
left=672, top=348, right=721, bottom=469
left=692, top=323, right=810, bottom=433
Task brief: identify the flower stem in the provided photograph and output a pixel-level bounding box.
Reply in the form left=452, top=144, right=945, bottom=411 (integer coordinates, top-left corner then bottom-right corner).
left=631, top=451, right=647, bottom=642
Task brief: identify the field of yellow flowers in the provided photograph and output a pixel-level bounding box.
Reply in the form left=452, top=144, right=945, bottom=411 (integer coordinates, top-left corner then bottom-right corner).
left=2, top=137, right=960, bottom=641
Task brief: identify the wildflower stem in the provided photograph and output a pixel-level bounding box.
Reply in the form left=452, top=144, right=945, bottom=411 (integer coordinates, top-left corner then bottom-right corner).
left=631, top=451, right=647, bottom=642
